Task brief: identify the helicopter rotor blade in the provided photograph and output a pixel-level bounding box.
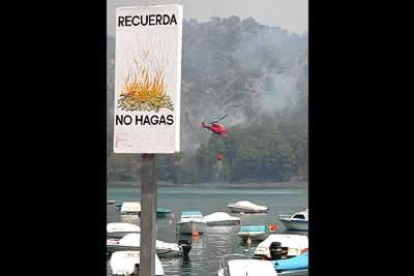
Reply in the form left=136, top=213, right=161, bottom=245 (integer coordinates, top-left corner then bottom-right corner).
left=208, top=114, right=229, bottom=124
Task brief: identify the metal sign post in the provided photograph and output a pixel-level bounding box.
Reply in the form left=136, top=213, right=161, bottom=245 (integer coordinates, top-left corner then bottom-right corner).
left=140, top=154, right=157, bottom=276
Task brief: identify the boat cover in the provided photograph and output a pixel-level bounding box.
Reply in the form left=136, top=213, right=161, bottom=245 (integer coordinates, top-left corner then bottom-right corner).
left=115, top=233, right=180, bottom=251
left=121, top=202, right=141, bottom=212
left=272, top=251, right=308, bottom=271
left=233, top=201, right=263, bottom=208
left=227, top=260, right=277, bottom=276
left=205, top=212, right=240, bottom=222
left=107, top=223, right=141, bottom=233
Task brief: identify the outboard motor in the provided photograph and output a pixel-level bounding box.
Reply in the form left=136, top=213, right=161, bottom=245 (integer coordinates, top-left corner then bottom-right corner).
left=133, top=263, right=140, bottom=276
left=270, top=242, right=285, bottom=260
left=178, top=240, right=192, bottom=256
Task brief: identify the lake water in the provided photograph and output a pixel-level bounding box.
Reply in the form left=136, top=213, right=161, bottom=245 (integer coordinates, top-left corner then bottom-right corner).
left=107, top=184, right=308, bottom=276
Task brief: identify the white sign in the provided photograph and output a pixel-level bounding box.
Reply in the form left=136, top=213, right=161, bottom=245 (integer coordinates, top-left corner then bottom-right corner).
left=114, top=5, right=182, bottom=153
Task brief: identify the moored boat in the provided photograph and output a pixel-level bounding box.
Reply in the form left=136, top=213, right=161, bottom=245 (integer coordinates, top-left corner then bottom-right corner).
left=204, top=212, right=241, bottom=226
left=120, top=202, right=141, bottom=216
left=254, top=234, right=308, bottom=260
left=157, top=207, right=172, bottom=217
left=109, top=251, right=164, bottom=275
left=177, top=211, right=207, bottom=234
left=237, top=225, right=277, bottom=241
left=107, top=223, right=141, bottom=238
left=106, top=233, right=186, bottom=258
left=228, top=201, right=268, bottom=213
left=217, top=254, right=277, bottom=276
left=272, top=251, right=309, bottom=276
left=278, top=209, right=308, bottom=231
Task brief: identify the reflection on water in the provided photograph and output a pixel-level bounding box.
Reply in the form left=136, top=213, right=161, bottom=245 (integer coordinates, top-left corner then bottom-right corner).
left=107, top=185, right=308, bottom=276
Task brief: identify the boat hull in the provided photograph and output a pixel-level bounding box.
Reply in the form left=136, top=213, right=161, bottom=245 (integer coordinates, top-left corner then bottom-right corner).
left=157, top=212, right=171, bottom=218
left=157, top=208, right=172, bottom=217
left=254, top=235, right=309, bottom=259
left=107, top=231, right=140, bottom=239
left=107, top=244, right=137, bottom=254
left=120, top=212, right=140, bottom=216
left=279, top=269, right=308, bottom=276
left=279, top=218, right=308, bottom=231
left=156, top=247, right=182, bottom=258
left=177, top=221, right=207, bottom=234
left=107, top=244, right=182, bottom=258
left=110, top=251, right=164, bottom=275
left=229, top=206, right=268, bottom=213
left=238, top=232, right=268, bottom=241
left=206, top=219, right=240, bottom=226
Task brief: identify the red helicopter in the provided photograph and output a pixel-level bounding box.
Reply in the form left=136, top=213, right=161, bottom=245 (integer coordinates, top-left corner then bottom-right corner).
left=201, top=114, right=229, bottom=136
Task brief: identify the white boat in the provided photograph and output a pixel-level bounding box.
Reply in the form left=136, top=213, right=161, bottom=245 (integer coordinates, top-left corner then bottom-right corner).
left=237, top=225, right=277, bottom=242
left=177, top=211, right=207, bottom=234
left=279, top=271, right=308, bottom=276
left=109, top=251, right=164, bottom=275
left=254, top=234, right=308, bottom=260
left=204, top=212, right=241, bottom=226
left=228, top=201, right=269, bottom=213
left=120, top=215, right=140, bottom=225
left=217, top=254, right=277, bottom=276
left=272, top=251, right=308, bottom=276
left=107, top=223, right=141, bottom=238
left=107, top=233, right=184, bottom=258
left=120, top=202, right=141, bottom=216
left=279, top=209, right=308, bottom=231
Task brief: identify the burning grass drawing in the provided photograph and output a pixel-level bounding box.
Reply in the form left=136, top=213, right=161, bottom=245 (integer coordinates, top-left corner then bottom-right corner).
left=118, top=56, right=174, bottom=112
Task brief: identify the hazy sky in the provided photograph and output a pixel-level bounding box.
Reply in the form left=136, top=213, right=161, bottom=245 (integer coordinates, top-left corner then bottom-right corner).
left=108, top=0, right=308, bottom=36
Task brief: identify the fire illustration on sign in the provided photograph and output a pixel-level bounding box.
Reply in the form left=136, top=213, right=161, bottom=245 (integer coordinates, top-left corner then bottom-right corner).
left=118, top=53, right=174, bottom=112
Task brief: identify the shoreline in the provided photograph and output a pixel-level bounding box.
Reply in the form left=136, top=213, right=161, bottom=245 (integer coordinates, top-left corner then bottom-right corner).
left=107, top=181, right=308, bottom=189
